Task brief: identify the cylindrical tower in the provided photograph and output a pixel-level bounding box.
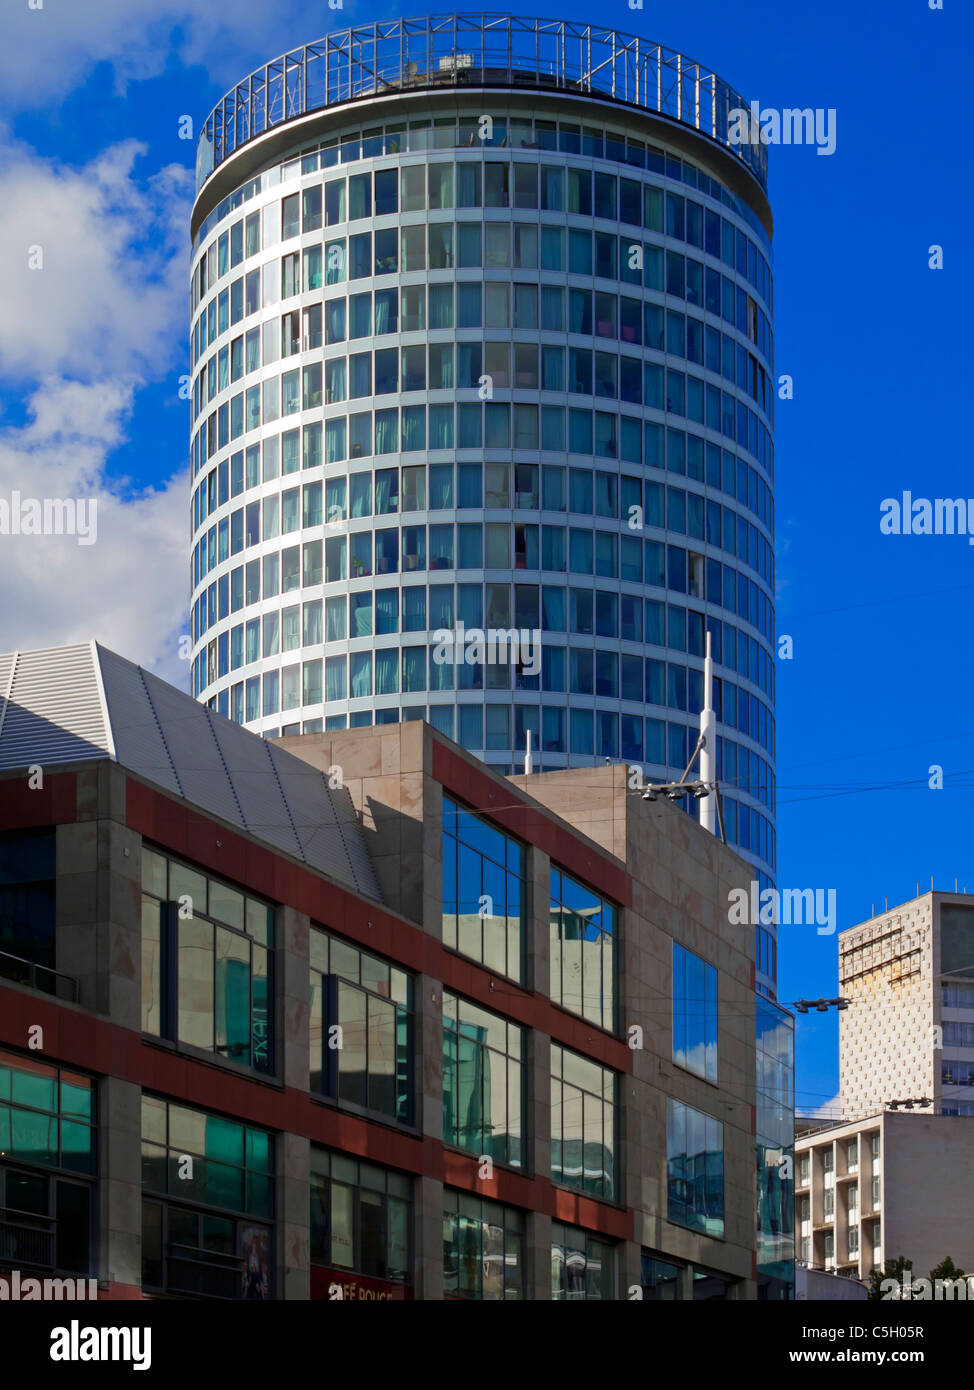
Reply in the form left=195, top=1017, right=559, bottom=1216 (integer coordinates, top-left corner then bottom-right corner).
left=188, top=15, right=777, bottom=989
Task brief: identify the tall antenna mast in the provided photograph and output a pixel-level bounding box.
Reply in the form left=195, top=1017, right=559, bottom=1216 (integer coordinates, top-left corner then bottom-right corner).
left=699, top=630, right=716, bottom=835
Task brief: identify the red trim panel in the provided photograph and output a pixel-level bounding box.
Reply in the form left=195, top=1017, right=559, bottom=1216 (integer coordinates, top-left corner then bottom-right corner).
left=433, top=743, right=632, bottom=907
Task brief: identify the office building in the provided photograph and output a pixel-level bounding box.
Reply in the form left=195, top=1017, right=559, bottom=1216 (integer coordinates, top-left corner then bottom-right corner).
left=0, top=640, right=791, bottom=1299
left=795, top=1110, right=974, bottom=1283
left=839, top=891, right=974, bottom=1118
left=187, top=14, right=779, bottom=991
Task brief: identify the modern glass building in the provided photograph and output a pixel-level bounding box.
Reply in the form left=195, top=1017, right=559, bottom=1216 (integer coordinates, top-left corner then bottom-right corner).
left=188, top=15, right=778, bottom=990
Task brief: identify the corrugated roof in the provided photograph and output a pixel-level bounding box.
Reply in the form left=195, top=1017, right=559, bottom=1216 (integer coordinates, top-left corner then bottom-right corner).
left=0, top=641, right=382, bottom=903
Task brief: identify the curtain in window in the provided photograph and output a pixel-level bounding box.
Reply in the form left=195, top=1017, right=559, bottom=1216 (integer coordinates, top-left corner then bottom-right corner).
left=303, top=483, right=322, bottom=528
left=456, top=404, right=481, bottom=449
left=282, top=489, right=300, bottom=532
left=428, top=406, right=454, bottom=452
left=303, top=423, right=322, bottom=471
left=484, top=404, right=509, bottom=449
left=282, top=607, right=301, bottom=651
left=325, top=299, right=345, bottom=342
left=318, top=602, right=343, bottom=649
left=569, top=292, right=588, bottom=335
left=325, top=536, right=346, bottom=581
left=325, top=242, right=345, bottom=285
left=540, top=228, right=563, bottom=272
left=262, top=611, right=279, bottom=656
left=350, top=652, right=372, bottom=697
left=402, top=407, right=426, bottom=453
left=325, top=359, right=346, bottom=405
left=375, top=649, right=399, bottom=695
left=325, top=419, right=346, bottom=463
left=325, top=656, right=346, bottom=701
left=304, top=601, right=323, bottom=645
left=429, top=525, right=454, bottom=569
left=374, top=471, right=394, bottom=514
left=428, top=462, right=453, bottom=508
left=429, top=164, right=453, bottom=209
left=402, top=647, right=425, bottom=693
left=351, top=594, right=372, bottom=637
left=429, top=284, right=453, bottom=329
left=375, top=589, right=398, bottom=634
left=245, top=622, right=260, bottom=662
left=305, top=246, right=323, bottom=290
left=375, top=411, right=399, bottom=455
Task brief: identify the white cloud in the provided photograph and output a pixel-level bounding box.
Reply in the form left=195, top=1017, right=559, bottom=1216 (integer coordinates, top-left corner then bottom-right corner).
left=0, top=377, right=189, bottom=685
left=0, top=0, right=354, bottom=112
left=0, top=128, right=190, bottom=681
left=0, top=133, right=192, bottom=383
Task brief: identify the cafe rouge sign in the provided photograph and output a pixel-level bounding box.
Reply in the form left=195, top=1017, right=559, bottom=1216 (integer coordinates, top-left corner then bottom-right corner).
left=311, top=1268, right=413, bottom=1301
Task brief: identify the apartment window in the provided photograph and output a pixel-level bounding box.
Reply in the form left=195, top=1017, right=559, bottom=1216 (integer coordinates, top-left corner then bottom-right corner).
left=942, top=981, right=974, bottom=1009
left=672, top=943, right=717, bottom=1082
left=141, top=847, right=274, bottom=1074
left=824, top=1189, right=834, bottom=1217
left=848, top=1227, right=859, bottom=1256
left=667, top=1098, right=724, bottom=1237
left=942, top=1058, right=974, bottom=1086
left=824, top=1232, right=834, bottom=1260
left=943, top=1021, right=974, bottom=1048
left=846, top=1138, right=858, bottom=1172
left=848, top=1183, right=858, bottom=1211
left=822, top=1149, right=834, bottom=1173
left=798, top=1197, right=810, bottom=1223
left=0, top=829, right=56, bottom=992
left=798, top=1154, right=810, bottom=1186
left=310, top=1150, right=411, bottom=1292
left=550, top=1044, right=617, bottom=1199
left=0, top=1050, right=95, bottom=1276
left=552, top=1222, right=614, bottom=1300
left=871, top=1133, right=880, bottom=1160
left=443, top=1191, right=523, bottom=1300
left=309, top=927, right=413, bottom=1125
left=443, top=993, right=523, bottom=1169
left=799, top=1237, right=810, bottom=1262
left=549, top=867, right=616, bottom=1030
left=141, top=1095, right=273, bottom=1299
left=441, top=796, right=526, bottom=984
left=872, top=1176, right=880, bottom=1206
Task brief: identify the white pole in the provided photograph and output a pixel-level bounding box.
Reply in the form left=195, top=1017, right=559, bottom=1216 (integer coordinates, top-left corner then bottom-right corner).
left=699, top=630, right=716, bottom=834
left=524, top=727, right=533, bottom=775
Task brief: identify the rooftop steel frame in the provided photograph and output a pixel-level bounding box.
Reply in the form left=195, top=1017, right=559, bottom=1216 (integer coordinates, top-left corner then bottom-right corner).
left=195, top=13, right=768, bottom=193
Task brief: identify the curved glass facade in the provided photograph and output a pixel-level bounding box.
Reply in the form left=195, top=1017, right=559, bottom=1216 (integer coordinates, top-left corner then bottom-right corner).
left=189, top=23, right=777, bottom=987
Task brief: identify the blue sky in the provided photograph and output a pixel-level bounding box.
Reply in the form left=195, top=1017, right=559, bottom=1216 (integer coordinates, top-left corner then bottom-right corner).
left=0, top=0, right=970, bottom=1119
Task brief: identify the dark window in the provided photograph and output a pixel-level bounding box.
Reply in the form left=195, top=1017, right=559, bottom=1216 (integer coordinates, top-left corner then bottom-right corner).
left=0, top=829, right=56, bottom=991
left=310, top=1150, right=412, bottom=1287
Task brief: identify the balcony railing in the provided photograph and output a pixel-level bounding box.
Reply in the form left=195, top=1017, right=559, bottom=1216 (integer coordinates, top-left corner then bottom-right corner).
left=196, top=14, right=768, bottom=193
left=0, top=1208, right=56, bottom=1270
left=0, top=948, right=78, bottom=1003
